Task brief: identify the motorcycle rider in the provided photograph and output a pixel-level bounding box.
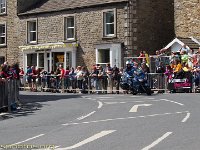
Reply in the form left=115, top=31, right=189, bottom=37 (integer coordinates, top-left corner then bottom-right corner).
left=124, top=61, right=134, bottom=77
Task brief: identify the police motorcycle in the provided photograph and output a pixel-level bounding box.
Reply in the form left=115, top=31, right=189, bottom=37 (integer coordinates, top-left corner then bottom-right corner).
left=120, top=61, right=152, bottom=95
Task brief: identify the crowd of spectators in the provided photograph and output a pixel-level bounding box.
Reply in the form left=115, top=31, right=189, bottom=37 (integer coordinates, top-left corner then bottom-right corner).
left=1, top=46, right=200, bottom=93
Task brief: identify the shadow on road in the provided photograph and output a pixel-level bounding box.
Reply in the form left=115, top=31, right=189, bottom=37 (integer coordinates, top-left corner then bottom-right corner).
left=1, top=93, right=82, bottom=120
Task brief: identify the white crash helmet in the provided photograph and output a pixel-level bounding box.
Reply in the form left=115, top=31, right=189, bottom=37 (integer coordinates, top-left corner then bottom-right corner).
left=126, top=61, right=131, bottom=65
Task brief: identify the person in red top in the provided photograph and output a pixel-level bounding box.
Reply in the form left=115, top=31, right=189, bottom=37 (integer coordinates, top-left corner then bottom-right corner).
left=31, top=66, right=37, bottom=91
left=138, top=51, right=145, bottom=63
left=64, top=66, right=70, bottom=91
left=59, top=64, right=65, bottom=92
left=19, top=67, right=25, bottom=86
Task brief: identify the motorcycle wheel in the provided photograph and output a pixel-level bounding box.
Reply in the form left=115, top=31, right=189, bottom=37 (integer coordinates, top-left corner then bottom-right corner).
left=145, top=87, right=152, bottom=96
left=132, top=89, right=138, bottom=95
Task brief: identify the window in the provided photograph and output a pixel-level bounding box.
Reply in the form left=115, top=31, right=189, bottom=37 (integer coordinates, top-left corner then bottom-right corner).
left=65, top=16, right=75, bottom=40
left=27, top=54, right=37, bottom=66
left=38, top=53, right=44, bottom=68
left=0, top=24, right=6, bottom=45
left=97, top=49, right=110, bottom=68
left=27, top=21, right=37, bottom=44
left=103, top=10, right=116, bottom=37
left=0, top=0, right=6, bottom=14
left=0, top=56, right=5, bottom=64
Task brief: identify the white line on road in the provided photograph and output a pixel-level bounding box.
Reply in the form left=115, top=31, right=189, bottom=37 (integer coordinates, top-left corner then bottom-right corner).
left=130, top=96, right=144, bottom=98
left=62, top=111, right=188, bottom=126
left=11, top=134, right=45, bottom=145
left=98, top=97, right=113, bottom=99
left=182, top=112, right=191, bottom=122
left=77, top=111, right=96, bottom=120
left=141, top=132, right=172, bottom=150
left=97, top=101, right=103, bottom=109
left=129, top=104, right=152, bottom=112
left=57, top=130, right=116, bottom=150
left=160, top=99, right=184, bottom=106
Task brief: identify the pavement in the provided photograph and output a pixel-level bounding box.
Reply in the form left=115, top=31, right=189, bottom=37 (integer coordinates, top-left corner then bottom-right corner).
left=0, top=91, right=200, bottom=150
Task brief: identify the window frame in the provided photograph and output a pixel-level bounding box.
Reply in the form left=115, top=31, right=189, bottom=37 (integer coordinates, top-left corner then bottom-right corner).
left=96, top=48, right=111, bottom=68
left=27, top=19, right=38, bottom=44
left=0, top=22, right=6, bottom=46
left=102, top=9, right=116, bottom=38
left=64, top=15, right=75, bottom=41
left=0, top=0, right=6, bottom=15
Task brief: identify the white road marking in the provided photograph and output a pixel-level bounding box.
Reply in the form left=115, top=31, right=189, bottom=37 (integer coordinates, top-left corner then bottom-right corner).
left=77, top=111, right=96, bottom=120
left=160, top=99, right=184, bottom=106
left=98, top=97, right=113, bottom=99
left=182, top=112, right=191, bottom=122
left=97, top=101, right=103, bottom=109
left=57, top=130, right=116, bottom=150
left=147, top=98, right=155, bottom=100
left=104, top=100, right=166, bottom=105
left=129, top=104, right=152, bottom=112
left=141, top=132, right=172, bottom=150
left=10, top=134, right=45, bottom=145
left=62, top=111, right=188, bottom=126
left=130, top=96, right=143, bottom=97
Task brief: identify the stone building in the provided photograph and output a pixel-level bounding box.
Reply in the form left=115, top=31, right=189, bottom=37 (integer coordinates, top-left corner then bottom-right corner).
left=174, top=0, right=200, bottom=39
left=2, top=0, right=193, bottom=71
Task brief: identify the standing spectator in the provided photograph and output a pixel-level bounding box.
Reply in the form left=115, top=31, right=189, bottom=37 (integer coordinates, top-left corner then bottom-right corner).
left=19, top=67, right=25, bottom=86
left=59, top=64, right=65, bottom=92
left=26, top=66, right=32, bottom=89
left=55, top=67, right=61, bottom=91
left=31, top=66, right=37, bottom=91
left=188, top=49, right=195, bottom=68
left=181, top=51, right=189, bottom=64
left=138, top=51, right=145, bottom=63
left=90, top=66, right=99, bottom=94
left=76, top=66, right=84, bottom=93
left=143, top=51, right=150, bottom=66
left=69, top=67, right=76, bottom=93
left=181, top=44, right=190, bottom=53
left=105, top=63, right=113, bottom=94
left=112, top=66, right=121, bottom=94
left=81, top=66, right=90, bottom=93
left=100, top=67, right=108, bottom=94
left=154, top=50, right=160, bottom=72
left=64, top=66, right=70, bottom=92
left=141, top=62, right=150, bottom=74
left=193, top=62, right=200, bottom=87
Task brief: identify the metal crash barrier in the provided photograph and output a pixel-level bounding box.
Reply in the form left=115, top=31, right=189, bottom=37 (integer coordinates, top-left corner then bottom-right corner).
left=0, top=79, right=19, bottom=112
left=147, top=73, right=167, bottom=92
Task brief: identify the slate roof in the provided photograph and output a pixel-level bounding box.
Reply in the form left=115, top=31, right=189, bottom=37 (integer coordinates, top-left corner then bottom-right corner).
left=178, top=37, right=200, bottom=50
left=164, top=37, right=200, bottom=51
left=19, top=0, right=129, bottom=15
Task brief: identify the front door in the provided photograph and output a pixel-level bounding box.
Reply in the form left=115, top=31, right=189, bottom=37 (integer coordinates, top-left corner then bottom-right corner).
left=53, top=52, right=64, bottom=71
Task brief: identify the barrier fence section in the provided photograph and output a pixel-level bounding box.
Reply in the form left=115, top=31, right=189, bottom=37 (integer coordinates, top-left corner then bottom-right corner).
left=147, top=73, right=167, bottom=92
left=0, top=79, right=19, bottom=112
left=19, top=73, right=170, bottom=94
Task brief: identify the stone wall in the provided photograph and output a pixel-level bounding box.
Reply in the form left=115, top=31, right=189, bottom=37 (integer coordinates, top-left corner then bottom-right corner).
left=135, top=0, right=175, bottom=55
left=174, top=0, right=200, bottom=39
left=0, top=0, right=20, bottom=63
